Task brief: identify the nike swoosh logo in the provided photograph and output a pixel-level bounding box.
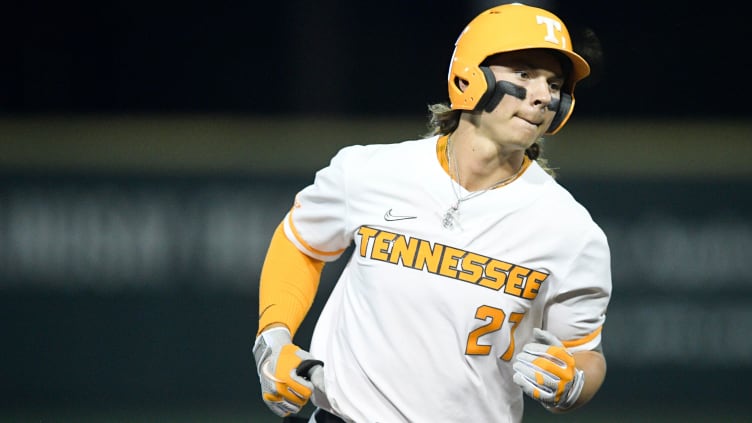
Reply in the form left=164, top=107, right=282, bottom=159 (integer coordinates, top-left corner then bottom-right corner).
left=259, top=304, right=275, bottom=320
left=384, top=209, right=417, bottom=221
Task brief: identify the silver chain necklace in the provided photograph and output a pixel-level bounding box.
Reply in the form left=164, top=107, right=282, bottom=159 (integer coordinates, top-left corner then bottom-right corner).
left=442, top=138, right=523, bottom=230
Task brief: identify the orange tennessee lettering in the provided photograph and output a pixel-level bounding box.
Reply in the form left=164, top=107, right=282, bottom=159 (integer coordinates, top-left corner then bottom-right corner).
left=357, top=226, right=380, bottom=257
left=504, top=265, right=530, bottom=297
left=389, top=234, right=419, bottom=267
left=354, top=226, right=548, bottom=300
left=371, top=231, right=397, bottom=262
left=439, top=246, right=464, bottom=278
left=480, top=259, right=512, bottom=290
left=458, top=252, right=488, bottom=283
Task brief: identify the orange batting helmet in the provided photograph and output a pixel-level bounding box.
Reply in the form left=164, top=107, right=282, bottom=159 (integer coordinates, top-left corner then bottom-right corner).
left=448, top=3, right=590, bottom=134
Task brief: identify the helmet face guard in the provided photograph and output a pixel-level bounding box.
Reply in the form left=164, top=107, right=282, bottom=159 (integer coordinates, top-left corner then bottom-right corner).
left=447, top=3, right=590, bottom=134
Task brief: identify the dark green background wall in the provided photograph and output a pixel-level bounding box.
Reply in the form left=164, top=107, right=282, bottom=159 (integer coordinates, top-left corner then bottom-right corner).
left=1, top=144, right=751, bottom=421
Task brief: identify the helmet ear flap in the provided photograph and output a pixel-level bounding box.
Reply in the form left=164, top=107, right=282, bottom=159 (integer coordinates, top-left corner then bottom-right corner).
left=473, top=66, right=497, bottom=112
left=546, top=92, right=572, bottom=134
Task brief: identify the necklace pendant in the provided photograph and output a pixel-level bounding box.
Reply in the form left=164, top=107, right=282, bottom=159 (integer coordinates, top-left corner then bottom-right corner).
left=442, top=206, right=459, bottom=230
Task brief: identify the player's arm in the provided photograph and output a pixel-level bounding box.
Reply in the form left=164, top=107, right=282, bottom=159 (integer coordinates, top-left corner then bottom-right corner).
left=568, top=348, right=606, bottom=411
left=515, top=226, right=612, bottom=412
left=257, top=220, right=324, bottom=337
left=253, top=220, right=326, bottom=417
left=512, top=329, right=606, bottom=413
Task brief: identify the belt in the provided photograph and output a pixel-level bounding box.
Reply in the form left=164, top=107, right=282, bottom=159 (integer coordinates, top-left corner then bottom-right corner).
left=314, top=409, right=347, bottom=423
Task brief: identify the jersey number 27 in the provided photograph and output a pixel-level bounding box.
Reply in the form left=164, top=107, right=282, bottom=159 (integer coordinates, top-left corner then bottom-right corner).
left=466, top=305, right=524, bottom=361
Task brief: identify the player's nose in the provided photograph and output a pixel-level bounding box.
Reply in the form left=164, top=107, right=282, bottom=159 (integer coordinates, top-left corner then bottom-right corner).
left=529, top=78, right=552, bottom=109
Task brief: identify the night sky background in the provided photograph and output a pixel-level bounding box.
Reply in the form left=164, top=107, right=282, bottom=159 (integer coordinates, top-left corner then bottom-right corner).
left=4, top=0, right=749, bottom=120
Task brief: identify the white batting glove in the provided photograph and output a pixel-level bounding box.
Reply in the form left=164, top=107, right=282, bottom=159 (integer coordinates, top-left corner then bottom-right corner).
left=512, top=328, right=584, bottom=411
left=252, top=327, right=325, bottom=417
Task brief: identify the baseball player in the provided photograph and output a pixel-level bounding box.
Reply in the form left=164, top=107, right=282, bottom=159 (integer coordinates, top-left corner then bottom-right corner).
left=252, top=3, right=612, bottom=423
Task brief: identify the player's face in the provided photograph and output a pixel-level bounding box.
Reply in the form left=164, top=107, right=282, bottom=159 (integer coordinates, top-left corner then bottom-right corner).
left=481, top=50, right=565, bottom=149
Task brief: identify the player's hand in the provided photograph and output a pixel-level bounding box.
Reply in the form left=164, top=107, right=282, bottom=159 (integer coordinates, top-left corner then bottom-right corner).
left=252, top=327, right=325, bottom=417
left=512, top=328, right=584, bottom=411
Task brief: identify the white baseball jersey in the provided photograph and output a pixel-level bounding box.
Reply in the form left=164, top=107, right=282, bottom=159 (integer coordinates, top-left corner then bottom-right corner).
left=283, top=135, right=612, bottom=423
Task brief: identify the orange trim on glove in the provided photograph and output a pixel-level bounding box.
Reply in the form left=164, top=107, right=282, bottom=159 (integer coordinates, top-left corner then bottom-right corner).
left=257, top=221, right=325, bottom=337
left=265, top=344, right=313, bottom=407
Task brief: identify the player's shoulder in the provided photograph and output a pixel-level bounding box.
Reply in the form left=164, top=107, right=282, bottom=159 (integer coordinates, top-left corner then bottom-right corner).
left=530, top=165, right=604, bottom=232
left=532, top=168, right=588, bottom=212
left=333, top=136, right=437, bottom=164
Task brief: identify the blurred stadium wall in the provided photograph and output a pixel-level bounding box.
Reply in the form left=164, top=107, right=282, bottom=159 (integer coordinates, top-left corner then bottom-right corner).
left=1, top=116, right=751, bottom=421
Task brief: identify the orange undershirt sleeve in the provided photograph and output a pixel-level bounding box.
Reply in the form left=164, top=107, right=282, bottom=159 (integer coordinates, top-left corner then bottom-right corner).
left=257, top=221, right=325, bottom=338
